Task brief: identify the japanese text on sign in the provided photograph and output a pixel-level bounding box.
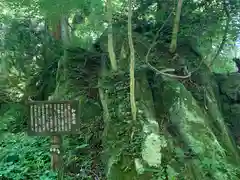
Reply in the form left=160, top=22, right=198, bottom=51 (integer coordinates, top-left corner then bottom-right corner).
left=27, top=101, right=80, bottom=136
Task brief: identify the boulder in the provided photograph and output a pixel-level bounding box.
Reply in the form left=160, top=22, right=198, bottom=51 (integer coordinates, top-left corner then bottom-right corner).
left=220, top=73, right=240, bottom=102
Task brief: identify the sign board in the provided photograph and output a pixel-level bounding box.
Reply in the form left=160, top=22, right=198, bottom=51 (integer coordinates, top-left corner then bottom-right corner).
left=27, top=100, right=80, bottom=136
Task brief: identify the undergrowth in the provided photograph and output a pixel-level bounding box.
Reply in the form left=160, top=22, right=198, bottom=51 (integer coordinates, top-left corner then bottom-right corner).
left=0, top=104, right=104, bottom=180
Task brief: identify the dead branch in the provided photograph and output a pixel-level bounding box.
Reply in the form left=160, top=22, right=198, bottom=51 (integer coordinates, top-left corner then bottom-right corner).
left=145, top=9, right=191, bottom=79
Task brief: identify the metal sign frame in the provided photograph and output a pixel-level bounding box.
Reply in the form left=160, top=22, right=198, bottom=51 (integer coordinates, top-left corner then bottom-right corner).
left=27, top=100, right=80, bottom=136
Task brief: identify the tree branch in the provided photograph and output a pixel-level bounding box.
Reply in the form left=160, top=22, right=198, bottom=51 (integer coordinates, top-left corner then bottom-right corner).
left=145, top=10, right=191, bottom=79
left=147, top=63, right=191, bottom=79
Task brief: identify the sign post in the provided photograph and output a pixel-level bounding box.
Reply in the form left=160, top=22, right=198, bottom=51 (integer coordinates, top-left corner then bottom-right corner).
left=27, top=100, right=80, bottom=176
left=50, top=135, right=62, bottom=171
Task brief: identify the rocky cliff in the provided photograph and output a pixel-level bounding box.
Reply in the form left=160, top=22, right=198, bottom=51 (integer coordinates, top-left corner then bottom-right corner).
left=216, top=73, right=240, bottom=146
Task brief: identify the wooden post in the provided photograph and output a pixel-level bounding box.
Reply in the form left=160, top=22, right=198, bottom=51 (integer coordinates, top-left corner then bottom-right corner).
left=50, top=135, right=63, bottom=172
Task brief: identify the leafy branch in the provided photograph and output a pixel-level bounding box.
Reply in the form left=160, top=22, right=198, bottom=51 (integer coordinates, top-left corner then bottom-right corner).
left=209, top=0, right=230, bottom=67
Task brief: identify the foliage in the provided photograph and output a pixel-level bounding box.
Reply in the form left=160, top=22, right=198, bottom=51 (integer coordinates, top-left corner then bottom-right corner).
left=0, top=132, right=54, bottom=180
left=0, top=105, right=104, bottom=179
left=0, top=103, right=27, bottom=133
left=0, top=105, right=52, bottom=179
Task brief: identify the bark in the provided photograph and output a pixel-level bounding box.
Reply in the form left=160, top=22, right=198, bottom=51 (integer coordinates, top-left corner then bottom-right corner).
left=128, top=0, right=137, bottom=121
left=107, top=0, right=118, bottom=71
left=169, top=0, right=183, bottom=53
left=60, top=16, right=70, bottom=47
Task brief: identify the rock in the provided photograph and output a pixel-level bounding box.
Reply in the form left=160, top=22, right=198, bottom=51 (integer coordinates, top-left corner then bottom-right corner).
left=230, top=104, right=240, bottom=116
left=213, top=73, right=228, bottom=83
left=161, top=79, right=240, bottom=178
left=219, top=73, right=240, bottom=102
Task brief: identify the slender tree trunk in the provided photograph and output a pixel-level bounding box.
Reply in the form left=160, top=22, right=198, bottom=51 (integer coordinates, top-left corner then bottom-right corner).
left=60, top=16, right=70, bottom=46
left=128, top=0, right=137, bottom=121
left=107, top=0, right=118, bottom=71
left=169, top=0, right=183, bottom=53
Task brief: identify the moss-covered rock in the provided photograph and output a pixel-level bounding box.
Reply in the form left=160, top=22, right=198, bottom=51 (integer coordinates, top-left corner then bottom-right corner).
left=98, top=69, right=170, bottom=179
left=219, top=73, right=240, bottom=102
left=216, top=73, right=240, bottom=149
left=161, top=78, right=240, bottom=179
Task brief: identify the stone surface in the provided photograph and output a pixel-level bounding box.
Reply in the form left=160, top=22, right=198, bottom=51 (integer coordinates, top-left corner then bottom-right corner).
left=161, top=79, right=240, bottom=179
left=219, top=73, right=240, bottom=102
left=216, top=72, right=240, bottom=145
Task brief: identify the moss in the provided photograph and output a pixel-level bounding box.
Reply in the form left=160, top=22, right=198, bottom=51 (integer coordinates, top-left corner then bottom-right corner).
left=99, top=70, right=171, bottom=179
left=141, top=133, right=167, bottom=167
left=135, top=158, right=145, bottom=174
left=99, top=72, right=141, bottom=179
